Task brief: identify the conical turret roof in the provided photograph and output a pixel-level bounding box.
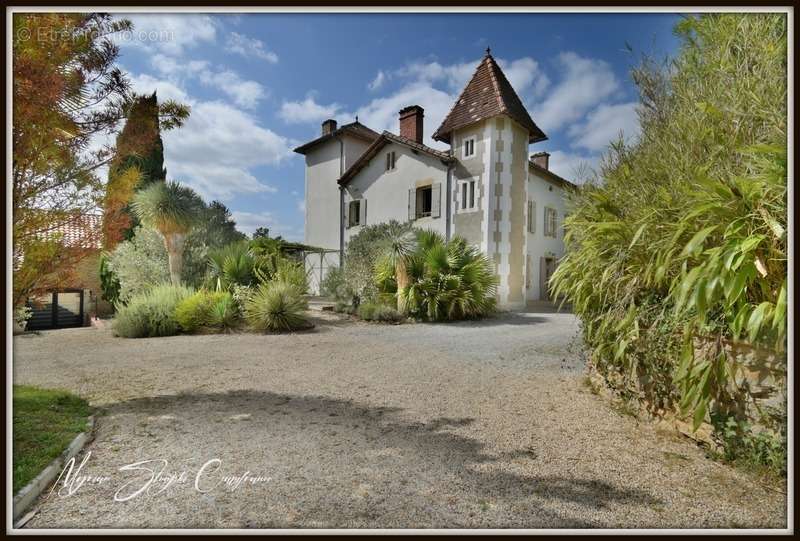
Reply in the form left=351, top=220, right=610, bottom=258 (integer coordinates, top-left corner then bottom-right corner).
left=433, top=49, right=547, bottom=144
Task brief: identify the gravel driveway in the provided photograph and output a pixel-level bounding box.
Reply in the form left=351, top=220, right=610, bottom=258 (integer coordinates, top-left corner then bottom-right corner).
left=13, top=310, right=786, bottom=529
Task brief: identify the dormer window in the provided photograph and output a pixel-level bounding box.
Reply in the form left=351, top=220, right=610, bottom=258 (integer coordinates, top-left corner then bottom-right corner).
left=463, top=136, right=476, bottom=158
left=385, top=151, right=396, bottom=171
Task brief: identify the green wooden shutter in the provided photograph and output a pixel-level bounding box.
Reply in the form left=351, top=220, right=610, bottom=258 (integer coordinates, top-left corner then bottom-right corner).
left=431, top=183, right=441, bottom=218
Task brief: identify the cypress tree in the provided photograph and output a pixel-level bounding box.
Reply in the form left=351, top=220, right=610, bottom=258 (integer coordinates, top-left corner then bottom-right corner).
left=104, top=92, right=167, bottom=248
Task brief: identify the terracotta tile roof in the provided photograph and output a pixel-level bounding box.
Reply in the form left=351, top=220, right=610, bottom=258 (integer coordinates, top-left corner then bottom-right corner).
left=433, top=51, right=547, bottom=144
left=40, top=214, right=103, bottom=249
left=338, top=131, right=453, bottom=186
left=293, top=121, right=380, bottom=155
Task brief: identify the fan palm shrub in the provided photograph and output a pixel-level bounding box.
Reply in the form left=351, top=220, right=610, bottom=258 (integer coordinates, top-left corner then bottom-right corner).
left=206, top=240, right=257, bottom=290
left=131, top=181, right=204, bottom=285
left=377, top=230, right=497, bottom=321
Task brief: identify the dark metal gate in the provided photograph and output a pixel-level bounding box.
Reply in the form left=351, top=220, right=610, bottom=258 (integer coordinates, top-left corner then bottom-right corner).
left=26, top=290, right=85, bottom=330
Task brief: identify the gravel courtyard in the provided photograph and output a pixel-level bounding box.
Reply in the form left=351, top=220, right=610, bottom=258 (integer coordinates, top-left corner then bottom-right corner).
left=13, top=310, right=786, bottom=529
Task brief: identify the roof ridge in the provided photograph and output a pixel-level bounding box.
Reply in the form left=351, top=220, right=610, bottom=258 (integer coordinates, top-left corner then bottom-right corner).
left=485, top=55, right=507, bottom=115
left=338, top=131, right=454, bottom=186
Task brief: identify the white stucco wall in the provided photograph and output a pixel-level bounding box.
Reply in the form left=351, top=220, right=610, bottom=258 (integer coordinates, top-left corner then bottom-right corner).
left=525, top=170, right=568, bottom=301
left=304, top=139, right=343, bottom=251
left=302, top=134, right=372, bottom=295
left=303, top=135, right=373, bottom=251
left=343, top=141, right=449, bottom=243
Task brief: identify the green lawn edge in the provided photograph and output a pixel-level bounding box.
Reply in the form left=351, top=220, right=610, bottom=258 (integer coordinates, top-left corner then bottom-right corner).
left=12, top=385, right=90, bottom=494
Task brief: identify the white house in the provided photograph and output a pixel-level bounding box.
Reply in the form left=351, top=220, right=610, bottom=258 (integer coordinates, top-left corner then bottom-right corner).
left=294, top=49, right=575, bottom=308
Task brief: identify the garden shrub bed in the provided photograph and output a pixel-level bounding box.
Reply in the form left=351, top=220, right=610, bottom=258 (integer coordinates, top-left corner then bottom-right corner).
left=324, top=222, right=497, bottom=323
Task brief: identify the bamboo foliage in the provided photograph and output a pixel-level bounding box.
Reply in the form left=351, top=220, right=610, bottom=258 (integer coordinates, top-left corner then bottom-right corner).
left=551, top=14, right=787, bottom=430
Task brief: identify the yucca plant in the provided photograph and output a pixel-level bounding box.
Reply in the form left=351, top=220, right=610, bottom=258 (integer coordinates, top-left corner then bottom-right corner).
left=208, top=292, right=240, bottom=331
left=131, top=181, right=205, bottom=285
left=375, top=227, right=417, bottom=314
left=244, top=281, right=310, bottom=332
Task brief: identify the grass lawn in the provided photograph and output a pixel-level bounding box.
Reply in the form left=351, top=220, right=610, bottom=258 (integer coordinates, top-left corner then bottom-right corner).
left=13, top=385, right=90, bottom=494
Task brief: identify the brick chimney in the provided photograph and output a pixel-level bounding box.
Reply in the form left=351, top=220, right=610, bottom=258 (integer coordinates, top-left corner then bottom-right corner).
left=531, top=151, right=550, bottom=170
left=399, top=105, right=424, bottom=143
left=321, top=119, right=337, bottom=136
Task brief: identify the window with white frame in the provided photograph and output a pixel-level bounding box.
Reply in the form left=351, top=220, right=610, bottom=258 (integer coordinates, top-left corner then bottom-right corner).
left=385, top=151, right=396, bottom=171
left=544, top=206, right=557, bottom=237
left=463, top=136, right=476, bottom=158
left=458, top=179, right=477, bottom=211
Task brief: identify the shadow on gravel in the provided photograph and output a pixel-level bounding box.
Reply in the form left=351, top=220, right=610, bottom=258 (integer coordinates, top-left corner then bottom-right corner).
left=434, top=314, right=552, bottom=327
left=100, top=389, right=662, bottom=528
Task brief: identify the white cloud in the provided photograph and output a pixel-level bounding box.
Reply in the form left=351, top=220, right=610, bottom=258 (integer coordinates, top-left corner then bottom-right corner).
left=144, top=55, right=265, bottom=109
left=225, top=32, right=279, bottom=63
left=353, top=81, right=456, bottom=149
left=368, top=70, right=387, bottom=91
left=547, top=150, right=599, bottom=185
left=128, top=74, right=292, bottom=201
left=395, top=56, right=548, bottom=99
left=279, top=97, right=342, bottom=124
left=128, top=72, right=191, bottom=103
left=398, top=59, right=476, bottom=93
left=171, top=164, right=276, bottom=201
left=232, top=211, right=303, bottom=241
left=533, top=52, right=620, bottom=132
left=567, top=102, right=640, bottom=152
left=499, top=57, right=550, bottom=99
left=197, top=69, right=266, bottom=109
left=150, top=54, right=208, bottom=77
left=122, top=14, right=217, bottom=56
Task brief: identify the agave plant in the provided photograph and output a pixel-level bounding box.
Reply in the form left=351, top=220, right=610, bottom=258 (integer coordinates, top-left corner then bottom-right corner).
left=131, top=181, right=204, bottom=285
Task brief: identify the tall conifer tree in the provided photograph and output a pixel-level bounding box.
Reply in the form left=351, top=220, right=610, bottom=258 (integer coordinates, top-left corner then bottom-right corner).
left=104, top=92, right=169, bottom=247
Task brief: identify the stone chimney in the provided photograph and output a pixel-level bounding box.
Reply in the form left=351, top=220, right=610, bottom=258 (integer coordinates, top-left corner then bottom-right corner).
left=531, top=151, right=550, bottom=170
left=321, top=119, right=337, bottom=136
left=399, top=105, right=424, bottom=144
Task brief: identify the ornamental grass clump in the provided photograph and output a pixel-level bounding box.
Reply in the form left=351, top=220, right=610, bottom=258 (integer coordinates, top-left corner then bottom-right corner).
left=244, top=281, right=310, bottom=332
left=113, top=284, right=193, bottom=338
left=356, top=301, right=404, bottom=323
left=175, top=289, right=238, bottom=332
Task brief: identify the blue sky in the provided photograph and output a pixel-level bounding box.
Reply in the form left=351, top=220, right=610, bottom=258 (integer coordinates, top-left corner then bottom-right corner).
left=114, top=12, right=682, bottom=240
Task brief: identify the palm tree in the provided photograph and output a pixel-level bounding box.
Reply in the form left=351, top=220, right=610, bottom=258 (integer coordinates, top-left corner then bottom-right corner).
left=379, top=228, right=417, bottom=314
left=131, top=181, right=204, bottom=285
